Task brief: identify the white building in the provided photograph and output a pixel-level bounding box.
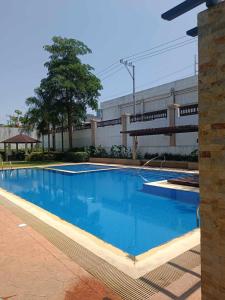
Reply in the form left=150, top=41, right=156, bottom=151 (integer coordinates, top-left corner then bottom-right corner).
left=44, top=75, right=198, bottom=155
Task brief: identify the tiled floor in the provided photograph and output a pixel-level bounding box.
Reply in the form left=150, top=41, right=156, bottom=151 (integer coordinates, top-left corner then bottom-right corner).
left=0, top=205, right=121, bottom=300
left=149, top=266, right=201, bottom=300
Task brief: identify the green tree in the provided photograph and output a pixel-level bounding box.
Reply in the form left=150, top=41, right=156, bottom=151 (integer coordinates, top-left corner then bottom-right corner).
left=43, top=36, right=102, bottom=150
left=7, top=109, right=25, bottom=127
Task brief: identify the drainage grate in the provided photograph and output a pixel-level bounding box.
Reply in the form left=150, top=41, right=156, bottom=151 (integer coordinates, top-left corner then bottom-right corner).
left=0, top=197, right=200, bottom=300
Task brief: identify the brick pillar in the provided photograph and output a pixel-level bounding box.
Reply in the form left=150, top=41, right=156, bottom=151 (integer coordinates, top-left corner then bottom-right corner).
left=198, top=2, right=225, bottom=299
left=91, top=119, right=97, bottom=147
left=121, top=113, right=130, bottom=147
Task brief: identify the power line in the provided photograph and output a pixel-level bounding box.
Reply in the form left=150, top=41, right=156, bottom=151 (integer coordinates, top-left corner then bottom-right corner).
left=136, top=64, right=193, bottom=89
left=101, top=66, right=124, bottom=81
left=103, top=64, right=194, bottom=100
left=96, top=36, right=189, bottom=77
left=99, top=39, right=196, bottom=82
left=96, top=38, right=197, bottom=85
left=131, top=39, right=197, bottom=63
left=96, top=61, right=119, bottom=76
left=122, top=35, right=187, bottom=61
left=97, top=38, right=196, bottom=80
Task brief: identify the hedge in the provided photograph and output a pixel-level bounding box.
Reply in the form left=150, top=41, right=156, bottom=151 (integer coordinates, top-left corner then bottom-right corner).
left=63, top=152, right=89, bottom=162
left=27, top=151, right=89, bottom=163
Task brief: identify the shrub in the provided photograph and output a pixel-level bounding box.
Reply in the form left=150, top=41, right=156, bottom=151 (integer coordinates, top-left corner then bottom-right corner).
left=110, top=145, right=132, bottom=159
left=144, top=152, right=198, bottom=162
left=27, top=152, right=44, bottom=161
left=63, top=151, right=89, bottom=162
left=51, top=151, right=64, bottom=161
left=13, top=150, right=25, bottom=161
left=27, top=152, right=55, bottom=161
left=0, top=150, right=5, bottom=161
left=70, top=147, right=86, bottom=152
left=88, top=145, right=108, bottom=158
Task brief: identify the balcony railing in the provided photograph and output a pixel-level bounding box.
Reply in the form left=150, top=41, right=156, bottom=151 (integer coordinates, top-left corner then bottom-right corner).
left=130, top=109, right=167, bottom=123
left=180, top=104, right=198, bottom=116
left=97, top=118, right=121, bottom=127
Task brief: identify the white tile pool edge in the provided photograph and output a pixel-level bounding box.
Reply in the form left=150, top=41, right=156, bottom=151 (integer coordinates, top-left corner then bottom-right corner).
left=0, top=184, right=200, bottom=279
left=2, top=161, right=199, bottom=175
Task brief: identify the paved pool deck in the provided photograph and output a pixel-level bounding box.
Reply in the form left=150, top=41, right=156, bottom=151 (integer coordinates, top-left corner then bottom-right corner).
left=0, top=204, right=121, bottom=300
left=0, top=203, right=201, bottom=299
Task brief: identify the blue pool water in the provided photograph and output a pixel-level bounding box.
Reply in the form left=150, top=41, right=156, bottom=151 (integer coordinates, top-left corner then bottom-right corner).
left=0, top=165, right=199, bottom=256
left=48, top=163, right=118, bottom=172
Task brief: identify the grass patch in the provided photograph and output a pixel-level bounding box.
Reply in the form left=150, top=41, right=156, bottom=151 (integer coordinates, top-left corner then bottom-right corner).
left=1, top=161, right=63, bottom=169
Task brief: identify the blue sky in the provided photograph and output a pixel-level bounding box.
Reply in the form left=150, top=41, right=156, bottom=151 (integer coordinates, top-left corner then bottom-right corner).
left=0, top=0, right=205, bottom=124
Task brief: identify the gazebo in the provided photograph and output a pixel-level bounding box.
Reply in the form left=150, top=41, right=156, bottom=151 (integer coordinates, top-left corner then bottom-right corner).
left=0, top=134, right=41, bottom=161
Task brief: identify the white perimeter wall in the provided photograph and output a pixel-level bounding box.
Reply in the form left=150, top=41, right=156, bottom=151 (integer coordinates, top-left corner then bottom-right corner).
left=43, top=76, right=199, bottom=155
left=44, top=115, right=198, bottom=155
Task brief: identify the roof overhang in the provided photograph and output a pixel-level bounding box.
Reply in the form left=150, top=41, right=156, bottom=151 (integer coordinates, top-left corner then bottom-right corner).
left=121, top=125, right=198, bottom=137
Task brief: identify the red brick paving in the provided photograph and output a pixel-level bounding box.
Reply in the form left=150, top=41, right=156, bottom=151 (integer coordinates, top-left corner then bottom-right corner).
left=0, top=205, right=121, bottom=300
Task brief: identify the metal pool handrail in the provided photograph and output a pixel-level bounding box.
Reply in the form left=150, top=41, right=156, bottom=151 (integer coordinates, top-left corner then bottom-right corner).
left=196, top=205, right=200, bottom=227
left=142, top=155, right=160, bottom=168
left=160, top=155, right=166, bottom=169
left=1, top=161, right=13, bottom=171
left=137, top=155, right=160, bottom=182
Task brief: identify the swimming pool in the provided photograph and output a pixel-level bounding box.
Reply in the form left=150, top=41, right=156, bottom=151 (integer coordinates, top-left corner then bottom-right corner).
left=0, top=165, right=199, bottom=256
left=48, top=163, right=118, bottom=172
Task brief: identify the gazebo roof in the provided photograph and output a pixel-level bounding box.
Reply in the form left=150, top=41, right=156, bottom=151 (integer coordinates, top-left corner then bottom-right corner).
left=0, top=134, right=40, bottom=144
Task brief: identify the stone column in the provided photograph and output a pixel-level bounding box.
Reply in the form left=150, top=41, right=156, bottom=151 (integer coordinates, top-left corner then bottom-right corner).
left=198, top=2, right=225, bottom=299
left=132, top=136, right=138, bottom=160
left=168, top=104, right=176, bottom=147
left=91, top=119, right=97, bottom=147
left=121, top=113, right=130, bottom=147
left=8, top=143, right=11, bottom=158
left=4, top=143, right=8, bottom=162
left=25, top=143, right=28, bottom=155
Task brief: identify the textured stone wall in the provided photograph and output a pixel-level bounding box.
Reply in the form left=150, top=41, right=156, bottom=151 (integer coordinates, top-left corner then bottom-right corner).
left=198, top=2, right=225, bottom=299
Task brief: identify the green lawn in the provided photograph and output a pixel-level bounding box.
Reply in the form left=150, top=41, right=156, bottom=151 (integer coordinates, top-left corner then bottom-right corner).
left=1, top=161, right=63, bottom=169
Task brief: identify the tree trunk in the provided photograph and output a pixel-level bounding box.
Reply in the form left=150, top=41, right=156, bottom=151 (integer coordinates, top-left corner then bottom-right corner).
left=42, top=135, right=44, bottom=152
left=67, top=109, right=73, bottom=150
left=47, top=124, right=50, bottom=153
left=52, top=124, right=56, bottom=151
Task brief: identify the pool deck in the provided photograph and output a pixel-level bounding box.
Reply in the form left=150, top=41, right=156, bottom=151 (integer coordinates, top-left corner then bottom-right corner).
left=0, top=203, right=201, bottom=300
left=0, top=204, right=121, bottom=300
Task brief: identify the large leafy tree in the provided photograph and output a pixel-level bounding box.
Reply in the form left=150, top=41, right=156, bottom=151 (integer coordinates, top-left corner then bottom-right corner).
left=43, top=36, right=102, bottom=150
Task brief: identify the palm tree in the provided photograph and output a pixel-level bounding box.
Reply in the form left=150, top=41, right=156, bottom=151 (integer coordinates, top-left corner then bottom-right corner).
left=25, top=87, right=53, bottom=152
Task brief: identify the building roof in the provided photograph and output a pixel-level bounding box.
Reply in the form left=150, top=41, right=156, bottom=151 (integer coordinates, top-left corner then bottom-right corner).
left=121, top=125, right=198, bottom=136
left=0, top=134, right=40, bottom=144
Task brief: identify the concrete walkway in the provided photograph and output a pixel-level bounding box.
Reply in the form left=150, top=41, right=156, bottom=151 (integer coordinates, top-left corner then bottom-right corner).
left=0, top=205, right=121, bottom=300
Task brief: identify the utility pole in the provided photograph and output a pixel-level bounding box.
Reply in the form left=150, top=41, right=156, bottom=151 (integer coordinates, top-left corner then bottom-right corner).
left=120, top=59, right=136, bottom=115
